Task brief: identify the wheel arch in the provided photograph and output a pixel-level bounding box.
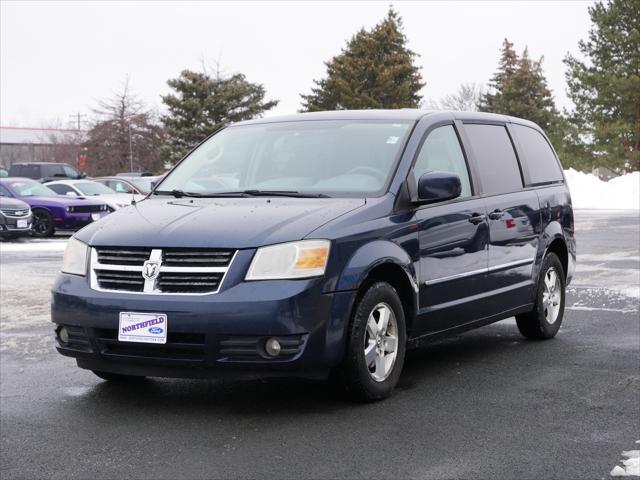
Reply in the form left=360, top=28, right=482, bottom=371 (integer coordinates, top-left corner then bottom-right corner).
left=336, top=240, right=418, bottom=335
left=545, top=237, right=568, bottom=280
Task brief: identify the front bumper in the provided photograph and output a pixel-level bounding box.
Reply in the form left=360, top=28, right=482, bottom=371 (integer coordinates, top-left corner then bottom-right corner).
left=0, top=215, right=32, bottom=235
left=53, top=211, right=108, bottom=231
left=51, top=268, right=356, bottom=379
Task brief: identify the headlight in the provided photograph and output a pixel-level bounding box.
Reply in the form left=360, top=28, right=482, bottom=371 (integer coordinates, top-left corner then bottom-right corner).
left=245, top=240, right=331, bottom=280
left=61, top=237, right=89, bottom=276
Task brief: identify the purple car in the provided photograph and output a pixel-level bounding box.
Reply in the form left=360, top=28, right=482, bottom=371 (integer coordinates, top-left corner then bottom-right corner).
left=0, top=178, right=110, bottom=237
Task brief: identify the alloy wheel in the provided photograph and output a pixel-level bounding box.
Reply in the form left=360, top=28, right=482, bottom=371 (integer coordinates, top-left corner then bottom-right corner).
left=363, top=302, right=399, bottom=382
left=542, top=267, right=562, bottom=324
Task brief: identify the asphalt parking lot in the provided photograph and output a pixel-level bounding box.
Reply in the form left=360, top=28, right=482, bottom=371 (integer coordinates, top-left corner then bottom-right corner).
left=1, top=210, right=638, bottom=479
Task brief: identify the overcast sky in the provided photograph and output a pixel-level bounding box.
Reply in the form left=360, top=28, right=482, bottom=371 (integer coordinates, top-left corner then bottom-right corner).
left=1, top=0, right=593, bottom=128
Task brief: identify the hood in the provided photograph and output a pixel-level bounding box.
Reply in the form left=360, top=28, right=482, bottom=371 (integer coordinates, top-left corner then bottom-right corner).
left=0, top=197, right=30, bottom=209
left=76, top=196, right=365, bottom=248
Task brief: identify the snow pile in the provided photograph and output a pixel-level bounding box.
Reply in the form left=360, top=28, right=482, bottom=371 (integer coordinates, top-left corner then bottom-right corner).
left=610, top=442, right=640, bottom=477
left=564, top=169, right=639, bottom=210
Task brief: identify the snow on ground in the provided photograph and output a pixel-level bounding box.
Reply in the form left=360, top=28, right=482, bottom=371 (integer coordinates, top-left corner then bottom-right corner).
left=611, top=442, right=640, bottom=477
left=565, top=169, right=639, bottom=210
left=0, top=239, right=68, bottom=253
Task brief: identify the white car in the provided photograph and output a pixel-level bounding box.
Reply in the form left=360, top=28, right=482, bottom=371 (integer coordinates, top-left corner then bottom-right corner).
left=44, top=179, right=143, bottom=211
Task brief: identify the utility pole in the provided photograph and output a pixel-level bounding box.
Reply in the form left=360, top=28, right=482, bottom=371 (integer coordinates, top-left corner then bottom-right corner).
left=69, top=112, right=86, bottom=130
left=128, top=123, right=134, bottom=172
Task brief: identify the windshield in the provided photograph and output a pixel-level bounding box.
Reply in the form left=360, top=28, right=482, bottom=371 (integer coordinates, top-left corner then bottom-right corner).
left=75, top=182, right=116, bottom=196
left=8, top=180, right=57, bottom=197
left=157, top=120, right=412, bottom=197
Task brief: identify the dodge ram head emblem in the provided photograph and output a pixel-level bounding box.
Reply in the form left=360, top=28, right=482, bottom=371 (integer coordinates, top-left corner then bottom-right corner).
left=142, top=260, right=161, bottom=281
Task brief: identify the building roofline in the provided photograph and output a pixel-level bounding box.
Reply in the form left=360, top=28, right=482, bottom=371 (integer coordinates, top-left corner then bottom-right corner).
left=0, top=126, right=88, bottom=134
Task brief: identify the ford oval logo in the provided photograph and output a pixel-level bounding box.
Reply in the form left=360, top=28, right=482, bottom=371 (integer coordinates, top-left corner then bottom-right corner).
left=149, top=327, right=163, bottom=334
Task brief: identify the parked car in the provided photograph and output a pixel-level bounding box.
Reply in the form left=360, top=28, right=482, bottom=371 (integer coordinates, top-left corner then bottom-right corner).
left=8, top=162, right=85, bottom=183
left=93, top=176, right=155, bottom=195
left=0, top=166, right=8, bottom=178
left=52, top=110, right=575, bottom=401
left=45, top=179, right=142, bottom=211
left=0, top=178, right=109, bottom=237
left=0, top=196, right=32, bottom=238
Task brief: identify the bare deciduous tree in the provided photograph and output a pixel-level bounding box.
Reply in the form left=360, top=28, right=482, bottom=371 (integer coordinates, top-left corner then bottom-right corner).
left=426, top=83, right=484, bottom=112
left=85, top=78, right=164, bottom=176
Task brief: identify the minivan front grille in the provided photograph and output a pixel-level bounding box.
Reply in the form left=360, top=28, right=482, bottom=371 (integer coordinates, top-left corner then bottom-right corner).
left=162, top=249, right=234, bottom=267
left=157, top=271, right=224, bottom=294
left=90, top=247, right=235, bottom=295
left=95, top=247, right=152, bottom=266
left=95, top=269, right=145, bottom=292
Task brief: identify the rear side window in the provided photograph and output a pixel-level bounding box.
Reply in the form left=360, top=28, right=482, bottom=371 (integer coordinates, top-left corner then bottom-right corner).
left=511, top=124, right=563, bottom=185
left=464, top=124, right=522, bottom=195
left=43, top=164, right=65, bottom=177
left=22, top=165, right=40, bottom=178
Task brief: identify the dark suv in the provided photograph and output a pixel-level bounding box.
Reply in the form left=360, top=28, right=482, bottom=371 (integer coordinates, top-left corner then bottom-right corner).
left=9, top=162, right=84, bottom=183
left=52, top=110, right=575, bottom=401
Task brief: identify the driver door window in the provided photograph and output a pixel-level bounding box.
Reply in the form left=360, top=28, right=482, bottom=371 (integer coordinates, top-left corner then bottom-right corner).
left=412, top=125, right=472, bottom=198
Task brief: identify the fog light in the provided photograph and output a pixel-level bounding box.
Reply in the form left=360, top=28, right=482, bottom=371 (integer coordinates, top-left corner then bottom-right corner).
left=58, top=326, right=69, bottom=344
left=264, top=337, right=281, bottom=357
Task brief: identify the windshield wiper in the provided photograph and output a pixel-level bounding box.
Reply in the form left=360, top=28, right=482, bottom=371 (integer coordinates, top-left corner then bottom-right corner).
left=153, top=189, right=209, bottom=198
left=153, top=189, right=330, bottom=199
left=239, top=190, right=331, bottom=198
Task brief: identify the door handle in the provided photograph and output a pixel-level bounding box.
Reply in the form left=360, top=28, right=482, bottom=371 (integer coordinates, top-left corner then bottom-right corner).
left=468, top=213, right=486, bottom=225
left=488, top=209, right=504, bottom=220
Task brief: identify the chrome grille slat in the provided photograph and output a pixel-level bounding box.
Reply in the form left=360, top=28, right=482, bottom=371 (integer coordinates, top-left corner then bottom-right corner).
left=162, top=249, right=234, bottom=267
left=99, top=279, right=144, bottom=285
left=95, top=247, right=153, bottom=266
left=90, top=247, right=235, bottom=295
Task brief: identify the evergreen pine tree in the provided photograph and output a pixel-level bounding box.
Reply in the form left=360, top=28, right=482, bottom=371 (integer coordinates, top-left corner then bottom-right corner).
left=480, top=39, right=518, bottom=112
left=161, top=70, right=278, bottom=163
left=564, top=0, right=640, bottom=171
left=479, top=40, right=558, bottom=131
left=300, top=8, right=425, bottom=111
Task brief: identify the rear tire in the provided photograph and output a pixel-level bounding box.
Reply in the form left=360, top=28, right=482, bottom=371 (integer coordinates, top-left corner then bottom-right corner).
left=516, top=252, right=566, bottom=339
left=92, top=370, right=146, bottom=382
left=338, top=281, right=406, bottom=402
left=31, top=209, right=55, bottom=237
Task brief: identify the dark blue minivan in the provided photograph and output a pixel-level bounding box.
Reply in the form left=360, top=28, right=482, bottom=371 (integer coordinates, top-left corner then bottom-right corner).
left=52, top=110, right=575, bottom=401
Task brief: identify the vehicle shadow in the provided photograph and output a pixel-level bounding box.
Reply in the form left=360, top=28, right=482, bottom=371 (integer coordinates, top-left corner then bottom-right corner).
left=60, top=320, right=542, bottom=418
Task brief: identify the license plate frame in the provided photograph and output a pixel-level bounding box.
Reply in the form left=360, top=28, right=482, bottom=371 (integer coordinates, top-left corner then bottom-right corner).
left=16, top=219, right=28, bottom=228
left=118, top=312, right=167, bottom=344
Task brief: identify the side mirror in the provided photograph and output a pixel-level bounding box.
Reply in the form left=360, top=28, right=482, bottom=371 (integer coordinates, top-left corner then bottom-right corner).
left=66, top=191, right=78, bottom=197
left=416, top=171, right=461, bottom=204
left=78, top=172, right=87, bottom=179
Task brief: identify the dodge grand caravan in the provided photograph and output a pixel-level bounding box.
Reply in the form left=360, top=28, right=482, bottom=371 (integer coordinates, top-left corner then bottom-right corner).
left=52, top=110, right=575, bottom=401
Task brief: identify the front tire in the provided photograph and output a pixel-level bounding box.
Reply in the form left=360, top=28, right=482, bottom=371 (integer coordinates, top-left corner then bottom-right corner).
left=31, top=209, right=55, bottom=237
left=516, top=253, right=566, bottom=339
left=338, top=281, right=406, bottom=402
